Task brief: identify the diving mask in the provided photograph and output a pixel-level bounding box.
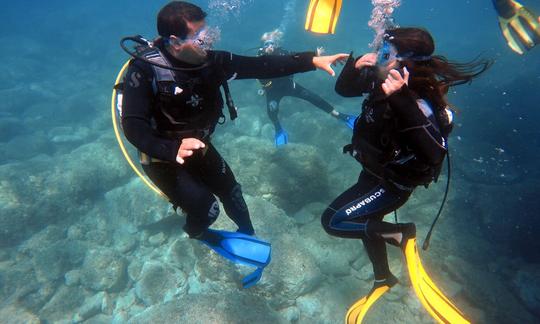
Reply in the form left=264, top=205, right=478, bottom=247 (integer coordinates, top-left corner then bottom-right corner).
left=377, top=36, right=399, bottom=66
left=167, top=26, right=221, bottom=51
left=377, top=34, right=432, bottom=66
left=262, top=40, right=276, bottom=54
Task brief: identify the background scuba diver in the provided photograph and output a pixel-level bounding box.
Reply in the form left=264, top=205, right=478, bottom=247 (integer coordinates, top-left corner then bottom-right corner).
left=257, top=29, right=356, bottom=146
left=320, top=27, right=491, bottom=319
left=492, top=0, right=540, bottom=55
left=120, top=1, right=347, bottom=266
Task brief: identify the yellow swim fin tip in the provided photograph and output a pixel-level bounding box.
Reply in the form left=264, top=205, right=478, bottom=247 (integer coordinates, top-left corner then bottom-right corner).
left=345, top=285, right=391, bottom=324
left=305, top=0, right=342, bottom=34
left=405, top=240, right=471, bottom=324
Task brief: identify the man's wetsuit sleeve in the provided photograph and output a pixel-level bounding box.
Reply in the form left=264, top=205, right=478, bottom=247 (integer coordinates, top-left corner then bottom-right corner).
left=213, top=51, right=316, bottom=80
left=387, top=86, right=447, bottom=166
left=121, top=61, right=180, bottom=162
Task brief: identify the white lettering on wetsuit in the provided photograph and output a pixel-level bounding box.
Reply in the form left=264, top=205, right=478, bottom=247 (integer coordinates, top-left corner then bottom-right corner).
left=345, top=188, right=385, bottom=216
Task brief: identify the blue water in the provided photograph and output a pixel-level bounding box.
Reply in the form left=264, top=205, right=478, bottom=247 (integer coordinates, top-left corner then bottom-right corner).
left=1, top=0, right=539, bottom=323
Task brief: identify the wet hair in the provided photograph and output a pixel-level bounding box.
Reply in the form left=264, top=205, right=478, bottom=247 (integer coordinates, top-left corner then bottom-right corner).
left=386, top=27, right=493, bottom=110
left=157, top=1, right=207, bottom=39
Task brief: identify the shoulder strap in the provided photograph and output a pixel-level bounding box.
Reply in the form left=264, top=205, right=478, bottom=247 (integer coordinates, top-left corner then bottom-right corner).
left=141, top=49, right=176, bottom=83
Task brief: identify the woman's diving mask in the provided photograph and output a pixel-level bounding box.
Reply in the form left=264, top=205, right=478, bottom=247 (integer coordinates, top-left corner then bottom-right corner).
left=377, top=35, right=399, bottom=66
left=377, top=34, right=432, bottom=67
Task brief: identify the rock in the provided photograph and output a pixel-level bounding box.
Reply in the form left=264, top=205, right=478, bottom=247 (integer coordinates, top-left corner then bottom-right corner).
left=127, top=259, right=144, bottom=282
left=114, top=231, right=138, bottom=253
left=134, top=261, right=187, bottom=306
left=128, top=293, right=282, bottom=324
left=296, top=294, right=322, bottom=318
left=264, top=234, right=323, bottom=309
left=114, top=289, right=138, bottom=314
left=218, top=137, right=331, bottom=213
left=148, top=232, right=167, bottom=246
left=81, top=249, right=127, bottom=292
left=279, top=306, right=300, bottom=323
left=65, top=269, right=81, bottom=286
left=72, top=292, right=108, bottom=323
left=0, top=305, right=40, bottom=324
left=48, top=126, right=90, bottom=143
left=83, top=314, right=114, bottom=324
left=38, top=285, right=86, bottom=323
left=104, top=178, right=171, bottom=229
left=291, top=205, right=318, bottom=225
left=297, top=220, right=358, bottom=277
left=164, top=238, right=196, bottom=274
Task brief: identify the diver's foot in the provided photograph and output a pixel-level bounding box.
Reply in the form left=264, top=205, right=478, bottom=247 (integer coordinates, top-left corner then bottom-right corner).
left=372, top=273, right=399, bottom=292
left=400, top=223, right=417, bottom=251
left=236, top=227, right=255, bottom=236
left=380, top=222, right=416, bottom=249
left=274, top=128, right=289, bottom=147
left=337, top=113, right=357, bottom=129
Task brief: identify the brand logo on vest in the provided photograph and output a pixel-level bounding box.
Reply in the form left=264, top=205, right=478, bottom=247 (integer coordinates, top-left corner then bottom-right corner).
left=345, top=188, right=386, bottom=216
left=187, top=94, right=203, bottom=107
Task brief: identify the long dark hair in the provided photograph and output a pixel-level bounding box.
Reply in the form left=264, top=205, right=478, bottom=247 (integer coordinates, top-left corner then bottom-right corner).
left=387, top=27, right=493, bottom=110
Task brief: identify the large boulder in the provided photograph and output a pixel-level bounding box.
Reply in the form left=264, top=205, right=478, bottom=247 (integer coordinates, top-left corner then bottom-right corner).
left=80, top=248, right=127, bottom=292
left=134, top=261, right=187, bottom=306
left=128, top=293, right=283, bottom=324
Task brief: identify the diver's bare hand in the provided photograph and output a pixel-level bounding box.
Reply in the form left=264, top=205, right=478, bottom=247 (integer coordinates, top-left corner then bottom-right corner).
left=176, top=138, right=206, bottom=164
left=313, top=53, right=349, bottom=77
left=382, top=67, right=409, bottom=96
left=355, top=53, right=377, bottom=69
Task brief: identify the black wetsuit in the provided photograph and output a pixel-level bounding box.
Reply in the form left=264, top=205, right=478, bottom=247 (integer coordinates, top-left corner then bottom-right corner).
left=258, top=48, right=334, bottom=131
left=321, top=56, right=449, bottom=281
left=122, top=46, right=316, bottom=237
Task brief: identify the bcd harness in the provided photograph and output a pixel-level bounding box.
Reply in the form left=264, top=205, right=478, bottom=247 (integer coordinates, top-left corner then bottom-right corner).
left=344, top=97, right=453, bottom=189
left=117, top=36, right=240, bottom=164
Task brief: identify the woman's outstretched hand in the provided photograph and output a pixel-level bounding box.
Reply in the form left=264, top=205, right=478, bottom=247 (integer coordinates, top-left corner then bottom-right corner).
left=382, top=67, right=410, bottom=96
left=313, top=53, right=349, bottom=76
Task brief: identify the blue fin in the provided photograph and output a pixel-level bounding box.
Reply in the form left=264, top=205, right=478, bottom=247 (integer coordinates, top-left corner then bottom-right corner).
left=274, top=128, right=289, bottom=147
left=242, top=267, right=264, bottom=288
left=339, top=114, right=357, bottom=130
left=198, top=229, right=272, bottom=288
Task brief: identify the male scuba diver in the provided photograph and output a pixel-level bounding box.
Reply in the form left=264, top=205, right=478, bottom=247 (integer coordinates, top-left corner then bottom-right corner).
left=257, top=29, right=355, bottom=146
left=320, top=27, right=491, bottom=323
left=118, top=1, right=348, bottom=288
left=492, top=0, right=540, bottom=55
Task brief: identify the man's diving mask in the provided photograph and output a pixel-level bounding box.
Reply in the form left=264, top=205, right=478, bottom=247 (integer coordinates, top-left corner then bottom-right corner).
left=167, top=26, right=220, bottom=51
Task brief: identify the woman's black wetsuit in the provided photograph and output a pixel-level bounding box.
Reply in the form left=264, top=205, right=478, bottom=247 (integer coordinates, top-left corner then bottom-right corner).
left=122, top=46, right=316, bottom=237
left=258, top=48, right=334, bottom=132
left=321, top=56, right=450, bottom=281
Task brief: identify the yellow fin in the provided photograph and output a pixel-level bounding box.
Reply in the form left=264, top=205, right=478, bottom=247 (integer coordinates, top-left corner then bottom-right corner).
left=345, top=285, right=390, bottom=324
left=404, top=239, right=471, bottom=324
left=305, top=0, right=342, bottom=34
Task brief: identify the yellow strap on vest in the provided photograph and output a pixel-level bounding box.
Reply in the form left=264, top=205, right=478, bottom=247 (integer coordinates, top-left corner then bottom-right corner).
left=305, top=0, right=342, bottom=34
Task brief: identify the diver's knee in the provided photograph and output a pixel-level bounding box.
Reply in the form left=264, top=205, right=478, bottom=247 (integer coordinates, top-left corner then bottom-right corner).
left=321, top=208, right=336, bottom=235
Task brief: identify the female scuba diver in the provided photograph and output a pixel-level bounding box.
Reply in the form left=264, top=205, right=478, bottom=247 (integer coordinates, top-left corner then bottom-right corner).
left=320, top=27, right=491, bottom=323
left=256, top=29, right=356, bottom=146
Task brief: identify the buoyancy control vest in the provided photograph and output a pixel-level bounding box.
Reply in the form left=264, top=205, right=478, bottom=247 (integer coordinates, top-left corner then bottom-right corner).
left=346, top=97, right=453, bottom=187
left=129, top=41, right=238, bottom=138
